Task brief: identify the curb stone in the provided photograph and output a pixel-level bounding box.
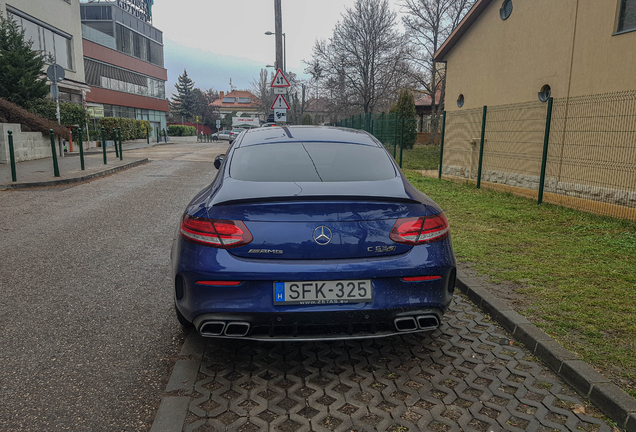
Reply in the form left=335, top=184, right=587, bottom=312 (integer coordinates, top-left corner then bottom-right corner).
left=0, top=158, right=148, bottom=190
left=455, top=269, right=636, bottom=431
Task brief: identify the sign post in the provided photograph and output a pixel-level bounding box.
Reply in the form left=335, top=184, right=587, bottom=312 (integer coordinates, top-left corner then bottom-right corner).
left=270, top=69, right=290, bottom=125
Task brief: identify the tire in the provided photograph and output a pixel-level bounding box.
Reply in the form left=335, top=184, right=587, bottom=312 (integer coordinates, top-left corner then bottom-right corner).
left=212, top=136, right=218, bottom=141
left=174, top=303, right=194, bottom=328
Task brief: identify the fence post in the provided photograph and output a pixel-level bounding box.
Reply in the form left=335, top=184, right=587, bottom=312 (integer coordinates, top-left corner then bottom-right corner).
left=7, top=130, right=16, bottom=181
left=358, top=113, right=362, bottom=130
left=438, top=111, right=446, bottom=179
left=393, top=112, right=398, bottom=159
left=118, top=127, right=123, bottom=160
left=112, top=127, right=119, bottom=158
left=399, top=118, right=404, bottom=168
left=371, top=119, right=374, bottom=137
left=101, top=127, right=107, bottom=165
left=146, top=125, right=149, bottom=144
left=476, top=106, right=487, bottom=189
left=538, top=97, right=554, bottom=204
left=77, top=127, right=85, bottom=170
left=49, top=130, right=60, bottom=177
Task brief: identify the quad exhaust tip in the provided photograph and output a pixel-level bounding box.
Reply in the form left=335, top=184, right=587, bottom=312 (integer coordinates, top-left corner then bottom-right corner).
left=417, top=315, right=440, bottom=330
left=394, top=315, right=440, bottom=332
left=199, top=321, right=226, bottom=336
left=394, top=317, right=418, bottom=331
left=224, top=322, right=250, bottom=337
left=199, top=321, right=251, bottom=337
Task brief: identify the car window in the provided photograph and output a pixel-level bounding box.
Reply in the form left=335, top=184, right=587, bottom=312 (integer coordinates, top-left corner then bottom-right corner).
left=230, top=142, right=396, bottom=182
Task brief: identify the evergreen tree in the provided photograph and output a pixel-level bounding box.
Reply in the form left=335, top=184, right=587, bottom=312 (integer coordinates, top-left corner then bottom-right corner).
left=393, top=89, right=417, bottom=149
left=171, top=69, right=196, bottom=120
left=0, top=15, right=49, bottom=107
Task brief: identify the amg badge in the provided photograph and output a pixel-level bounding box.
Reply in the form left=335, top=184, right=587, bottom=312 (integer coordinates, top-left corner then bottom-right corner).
left=248, top=249, right=283, bottom=254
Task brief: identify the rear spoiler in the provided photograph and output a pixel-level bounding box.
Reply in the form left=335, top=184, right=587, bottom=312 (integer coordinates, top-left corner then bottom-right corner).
left=207, top=177, right=431, bottom=207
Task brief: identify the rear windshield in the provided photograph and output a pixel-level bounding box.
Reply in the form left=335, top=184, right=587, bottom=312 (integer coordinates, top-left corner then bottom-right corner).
left=230, top=142, right=396, bottom=182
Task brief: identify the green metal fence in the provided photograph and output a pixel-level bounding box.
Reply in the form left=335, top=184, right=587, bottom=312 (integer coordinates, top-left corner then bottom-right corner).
left=335, top=113, right=420, bottom=168
left=438, top=90, right=636, bottom=221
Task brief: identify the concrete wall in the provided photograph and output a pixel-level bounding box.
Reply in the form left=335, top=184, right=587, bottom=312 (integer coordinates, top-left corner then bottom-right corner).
left=0, top=124, right=52, bottom=164
left=442, top=0, right=636, bottom=111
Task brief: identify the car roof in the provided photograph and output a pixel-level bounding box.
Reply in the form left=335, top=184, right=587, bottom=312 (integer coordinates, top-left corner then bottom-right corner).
left=235, top=125, right=381, bottom=147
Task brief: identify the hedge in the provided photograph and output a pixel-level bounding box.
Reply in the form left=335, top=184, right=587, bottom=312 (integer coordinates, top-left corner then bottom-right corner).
left=0, top=97, right=67, bottom=137
left=167, top=125, right=196, bottom=136
left=98, top=117, right=152, bottom=141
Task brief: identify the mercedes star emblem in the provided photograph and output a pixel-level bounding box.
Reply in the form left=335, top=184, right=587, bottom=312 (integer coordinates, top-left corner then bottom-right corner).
left=312, top=226, right=333, bottom=245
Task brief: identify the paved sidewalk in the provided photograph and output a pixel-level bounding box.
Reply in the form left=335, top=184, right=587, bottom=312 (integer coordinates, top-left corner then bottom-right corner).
left=0, top=140, right=170, bottom=189
left=152, top=269, right=636, bottom=432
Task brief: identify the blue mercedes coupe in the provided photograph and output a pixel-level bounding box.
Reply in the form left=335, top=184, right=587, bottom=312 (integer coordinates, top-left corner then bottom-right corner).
left=171, top=126, right=456, bottom=341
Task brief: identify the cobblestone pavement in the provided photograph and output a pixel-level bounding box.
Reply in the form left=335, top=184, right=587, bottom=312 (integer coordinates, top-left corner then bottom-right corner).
left=169, top=295, right=611, bottom=432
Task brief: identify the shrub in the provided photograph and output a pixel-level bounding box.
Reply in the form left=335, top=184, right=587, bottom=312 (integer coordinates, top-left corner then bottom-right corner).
left=0, top=97, right=66, bottom=137
left=167, top=125, right=196, bottom=136
left=98, top=117, right=152, bottom=141
left=26, top=99, right=89, bottom=129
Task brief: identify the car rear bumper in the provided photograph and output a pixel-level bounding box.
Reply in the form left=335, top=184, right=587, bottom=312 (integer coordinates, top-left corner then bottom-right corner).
left=191, top=307, right=445, bottom=341
left=172, top=237, right=456, bottom=339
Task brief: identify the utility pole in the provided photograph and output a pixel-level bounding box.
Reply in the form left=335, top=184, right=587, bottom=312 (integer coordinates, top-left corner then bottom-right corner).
left=274, top=0, right=283, bottom=73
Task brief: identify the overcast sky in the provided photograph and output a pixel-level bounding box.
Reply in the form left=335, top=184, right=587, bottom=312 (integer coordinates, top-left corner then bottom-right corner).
left=151, top=0, right=403, bottom=97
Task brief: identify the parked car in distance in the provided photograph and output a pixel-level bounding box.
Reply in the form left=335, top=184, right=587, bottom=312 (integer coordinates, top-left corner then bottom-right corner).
left=231, top=129, right=246, bottom=141
left=211, top=130, right=232, bottom=141
left=171, top=126, right=456, bottom=341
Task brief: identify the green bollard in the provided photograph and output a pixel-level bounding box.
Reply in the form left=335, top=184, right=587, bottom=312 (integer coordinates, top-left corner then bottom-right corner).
left=7, top=130, right=16, bottom=181
left=77, top=127, right=85, bottom=170
left=118, top=127, right=123, bottom=160
left=112, top=127, right=119, bottom=158
left=101, top=127, right=107, bottom=164
left=163, top=128, right=167, bottom=143
left=146, top=125, right=149, bottom=145
left=157, top=128, right=160, bottom=144
left=49, top=130, right=60, bottom=177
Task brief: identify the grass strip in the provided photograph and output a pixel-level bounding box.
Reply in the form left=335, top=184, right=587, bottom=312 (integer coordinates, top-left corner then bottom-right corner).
left=406, top=173, right=636, bottom=398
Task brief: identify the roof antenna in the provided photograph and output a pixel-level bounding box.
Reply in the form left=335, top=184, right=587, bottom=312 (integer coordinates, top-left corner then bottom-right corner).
left=229, top=78, right=236, bottom=92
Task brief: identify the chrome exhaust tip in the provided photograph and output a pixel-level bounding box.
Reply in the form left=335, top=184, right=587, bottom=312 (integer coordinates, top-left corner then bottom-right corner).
left=224, top=321, right=250, bottom=337
left=199, top=321, right=226, bottom=336
left=394, top=316, right=417, bottom=331
left=416, top=315, right=440, bottom=330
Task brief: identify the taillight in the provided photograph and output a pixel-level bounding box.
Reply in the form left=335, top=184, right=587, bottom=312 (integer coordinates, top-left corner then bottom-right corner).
left=390, top=213, right=449, bottom=245
left=180, top=214, right=252, bottom=248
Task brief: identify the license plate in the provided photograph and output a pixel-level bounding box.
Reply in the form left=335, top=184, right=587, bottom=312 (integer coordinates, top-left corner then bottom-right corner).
left=273, top=280, right=373, bottom=305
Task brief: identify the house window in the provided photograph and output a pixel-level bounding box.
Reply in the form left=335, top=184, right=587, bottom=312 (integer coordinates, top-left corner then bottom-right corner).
left=11, top=12, right=73, bottom=70
left=457, top=94, right=465, bottom=108
left=500, top=0, right=513, bottom=20
left=618, top=0, right=636, bottom=32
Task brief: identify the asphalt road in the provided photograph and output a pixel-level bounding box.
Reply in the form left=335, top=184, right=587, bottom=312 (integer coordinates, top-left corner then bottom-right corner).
left=0, top=142, right=228, bottom=432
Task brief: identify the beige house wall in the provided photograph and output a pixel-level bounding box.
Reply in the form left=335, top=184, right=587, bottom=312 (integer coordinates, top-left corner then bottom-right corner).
left=442, top=0, right=636, bottom=111
left=1, top=0, right=86, bottom=85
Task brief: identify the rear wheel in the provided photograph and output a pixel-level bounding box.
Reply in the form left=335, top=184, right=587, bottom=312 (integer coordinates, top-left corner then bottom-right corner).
left=174, top=303, right=193, bottom=328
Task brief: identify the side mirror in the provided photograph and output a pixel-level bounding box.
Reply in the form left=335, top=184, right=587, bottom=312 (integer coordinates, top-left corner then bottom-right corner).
left=214, top=154, right=225, bottom=170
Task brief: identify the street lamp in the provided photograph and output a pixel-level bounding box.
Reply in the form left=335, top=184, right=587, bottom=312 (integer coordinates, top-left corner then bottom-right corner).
left=264, top=31, right=285, bottom=73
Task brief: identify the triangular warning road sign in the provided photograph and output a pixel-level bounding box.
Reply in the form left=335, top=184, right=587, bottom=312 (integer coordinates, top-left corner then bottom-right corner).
left=270, top=69, right=291, bottom=88
left=271, top=94, right=291, bottom=110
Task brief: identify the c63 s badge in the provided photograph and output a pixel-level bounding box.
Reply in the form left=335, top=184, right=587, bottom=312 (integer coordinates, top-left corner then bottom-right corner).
left=367, top=245, right=396, bottom=253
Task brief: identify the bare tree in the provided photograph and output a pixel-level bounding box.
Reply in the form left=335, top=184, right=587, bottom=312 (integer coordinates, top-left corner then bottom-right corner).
left=308, top=0, right=409, bottom=117
left=251, top=68, right=276, bottom=120
left=401, top=0, right=475, bottom=143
